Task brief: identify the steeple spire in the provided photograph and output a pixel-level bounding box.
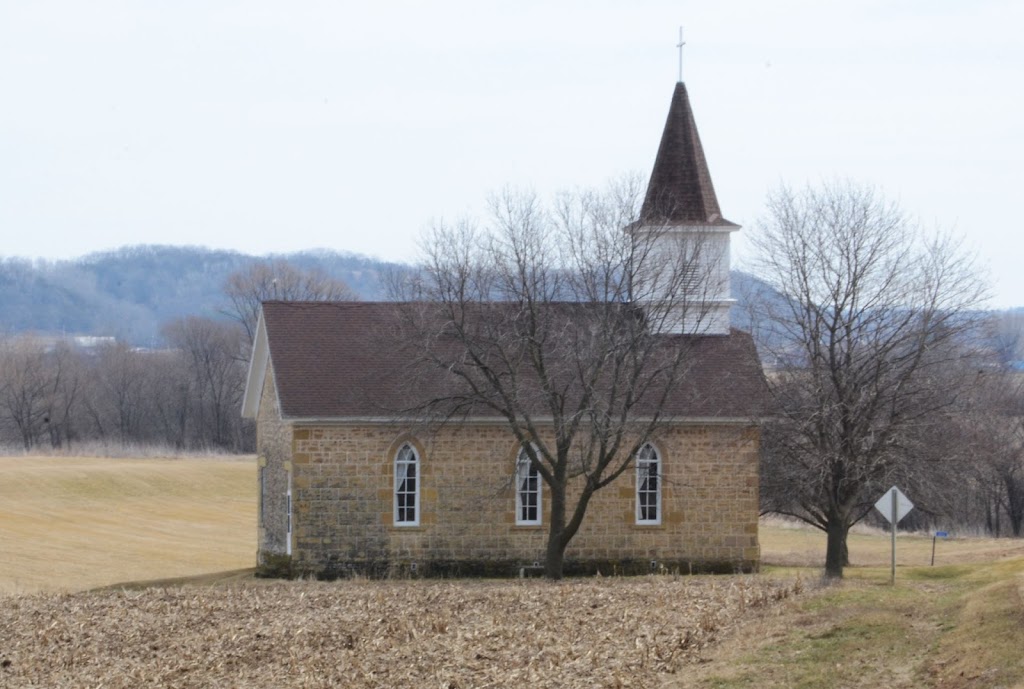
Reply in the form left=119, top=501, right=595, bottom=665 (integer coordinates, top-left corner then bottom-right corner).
left=640, top=82, right=736, bottom=227
left=677, top=27, right=685, bottom=82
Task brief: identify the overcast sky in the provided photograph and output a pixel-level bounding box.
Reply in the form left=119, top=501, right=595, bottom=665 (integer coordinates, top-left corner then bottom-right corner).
left=2, top=1, right=1021, bottom=306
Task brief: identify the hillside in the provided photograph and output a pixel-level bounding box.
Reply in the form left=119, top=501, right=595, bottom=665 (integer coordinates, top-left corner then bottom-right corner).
left=0, top=246, right=402, bottom=345
left=1, top=245, right=1019, bottom=356
left=0, top=245, right=769, bottom=346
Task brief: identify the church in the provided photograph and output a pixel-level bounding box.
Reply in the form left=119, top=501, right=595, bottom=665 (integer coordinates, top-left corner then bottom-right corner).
left=241, top=81, right=768, bottom=577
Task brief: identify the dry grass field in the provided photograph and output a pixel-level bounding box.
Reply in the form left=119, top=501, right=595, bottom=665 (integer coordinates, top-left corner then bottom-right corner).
left=759, top=515, right=1024, bottom=569
left=0, top=455, right=256, bottom=594
left=2, top=455, right=1024, bottom=688
left=673, top=556, right=1024, bottom=689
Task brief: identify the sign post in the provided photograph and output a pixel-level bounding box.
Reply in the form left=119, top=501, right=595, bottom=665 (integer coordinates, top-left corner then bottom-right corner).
left=932, top=531, right=949, bottom=566
left=874, top=486, right=914, bottom=585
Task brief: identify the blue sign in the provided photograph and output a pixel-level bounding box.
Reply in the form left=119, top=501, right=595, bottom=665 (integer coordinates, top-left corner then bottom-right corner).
left=935, top=531, right=949, bottom=538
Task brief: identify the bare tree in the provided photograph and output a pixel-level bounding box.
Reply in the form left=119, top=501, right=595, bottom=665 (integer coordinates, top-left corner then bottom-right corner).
left=978, top=398, right=1024, bottom=538
left=162, top=316, right=248, bottom=450
left=223, top=259, right=358, bottom=344
left=85, top=342, right=149, bottom=444
left=147, top=349, right=195, bottom=450
left=0, top=337, right=55, bottom=449
left=952, top=370, right=1024, bottom=537
left=391, top=181, right=732, bottom=579
left=42, top=341, right=83, bottom=449
left=749, top=182, right=988, bottom=578
left=0, top=337, right=86, bottom=450
left=986, top=311, right=1024, bottom=368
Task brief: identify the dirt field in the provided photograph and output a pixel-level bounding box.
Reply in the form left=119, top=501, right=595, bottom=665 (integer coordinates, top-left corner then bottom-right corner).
left=0, top=455, right=256, bottom=594
left=0, top=575, right=801, bottom=688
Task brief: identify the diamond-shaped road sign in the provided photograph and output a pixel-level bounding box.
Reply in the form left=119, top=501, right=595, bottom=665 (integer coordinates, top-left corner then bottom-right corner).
left=874, top=486, right=914, bottom=524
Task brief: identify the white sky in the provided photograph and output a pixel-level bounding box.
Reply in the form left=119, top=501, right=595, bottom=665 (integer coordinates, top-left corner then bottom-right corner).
left=2, top=1, right=1022, bottom=307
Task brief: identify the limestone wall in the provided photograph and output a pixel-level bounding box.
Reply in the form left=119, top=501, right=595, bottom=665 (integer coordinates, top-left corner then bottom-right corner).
left=287, top=422, right=760, bottom=575
left=255, top=362, right=292, bottom=560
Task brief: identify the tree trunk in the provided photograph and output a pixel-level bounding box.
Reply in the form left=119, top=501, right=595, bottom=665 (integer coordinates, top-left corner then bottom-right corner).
left=824, top=515, right=848, bottom=579
left=1003, top=474, right=1024, bottom=537
left=1010, top=512, right=1023, bottom=538
left=544, top=483, right=568, bottom=580
left=1008, top=494, right=1024, bottom=538
left=544, top=534, right=566, bottom=580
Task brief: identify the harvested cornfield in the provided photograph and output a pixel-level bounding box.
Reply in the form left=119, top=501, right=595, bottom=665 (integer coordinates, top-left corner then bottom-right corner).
left=0, top=576, right=801, bottom=688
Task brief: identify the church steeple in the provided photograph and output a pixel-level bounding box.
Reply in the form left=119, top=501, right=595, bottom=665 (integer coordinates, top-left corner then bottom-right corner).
left=632, top=80, right=739, bottom=336
left=640, top=82, right=736, bottom=227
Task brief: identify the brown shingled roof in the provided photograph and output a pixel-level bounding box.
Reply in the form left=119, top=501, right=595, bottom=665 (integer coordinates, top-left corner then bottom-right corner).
left=260, top=301, right=768, bottom=421
left=640, top=82, right=737, bottom=227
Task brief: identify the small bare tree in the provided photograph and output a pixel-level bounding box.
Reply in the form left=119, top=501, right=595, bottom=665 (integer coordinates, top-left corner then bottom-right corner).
left=223, top=259, right=358, bottom=344
left=749, top=182, right=988, bottom=578
left=391, top=181, right=730, bottom=579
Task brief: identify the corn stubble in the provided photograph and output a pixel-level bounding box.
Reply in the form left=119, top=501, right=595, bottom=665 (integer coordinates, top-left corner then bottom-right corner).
left=0, top=576, right=800, bottom=688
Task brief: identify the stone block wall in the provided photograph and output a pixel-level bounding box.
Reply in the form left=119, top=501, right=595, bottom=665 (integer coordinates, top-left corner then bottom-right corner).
left=279, top=421, right=760, bottom=575
left=255, top=363, right=292, bottom=559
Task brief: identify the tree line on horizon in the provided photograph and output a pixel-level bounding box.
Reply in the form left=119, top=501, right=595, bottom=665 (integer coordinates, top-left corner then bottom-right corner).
left=0, top=260, right=357, bottom=455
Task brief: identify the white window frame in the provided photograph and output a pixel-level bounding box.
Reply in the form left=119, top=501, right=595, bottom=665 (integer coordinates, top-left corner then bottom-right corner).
left=394, top=443, right=420, bottom=526
left=286, top=471, right=293, bottom=555
left=636, top=443, right=661, bottom=525
left=515, top=445, right=543, bottom=526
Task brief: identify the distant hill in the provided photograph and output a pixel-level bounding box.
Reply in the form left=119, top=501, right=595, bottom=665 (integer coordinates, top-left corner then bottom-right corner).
left=1, top=246, right=1019, bottom=357
left=0, top=246, right=403, bottom=345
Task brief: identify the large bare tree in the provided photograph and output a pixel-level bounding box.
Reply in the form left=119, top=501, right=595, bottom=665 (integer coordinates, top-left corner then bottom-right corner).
left=749, top=182, right=988, bottom=578
left=223, top=259, right=358, bottom=344
left=391, top=181, right=730, bottom=579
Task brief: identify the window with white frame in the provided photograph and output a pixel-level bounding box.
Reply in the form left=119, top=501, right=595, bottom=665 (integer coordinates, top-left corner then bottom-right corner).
left=515, top=446, right=542, bottom=525
left=286, top=471, right=293, bottom=555
left=394, top=443, right=420, bottom=526
left=636, top=443, right=661, bottom=524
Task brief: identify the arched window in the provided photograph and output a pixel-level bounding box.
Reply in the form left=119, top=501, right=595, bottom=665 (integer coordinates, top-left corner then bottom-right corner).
left=636, top=443, right=661, bottom=525
left=394, top=443, right=420, bottom=526
left=515, top=446, right=542, bottom=525
left=286, top=470, right=293, bottom=555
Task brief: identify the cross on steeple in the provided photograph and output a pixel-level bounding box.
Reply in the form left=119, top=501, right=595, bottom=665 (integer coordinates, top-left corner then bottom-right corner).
left=676, top=26, right=685, bottom=82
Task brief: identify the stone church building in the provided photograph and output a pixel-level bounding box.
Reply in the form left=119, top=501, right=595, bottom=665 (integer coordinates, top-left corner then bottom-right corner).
left=242, top=81, right=768, bottom=576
